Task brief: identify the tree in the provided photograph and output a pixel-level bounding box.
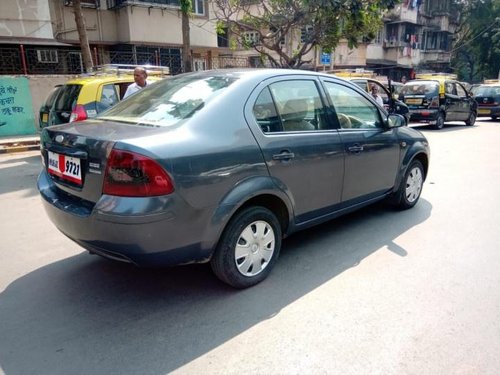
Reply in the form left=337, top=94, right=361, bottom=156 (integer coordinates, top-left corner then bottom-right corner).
left=451, top=0, right=500, bottom=82
left=72, top=0, right=93, bottom=73
left=212, top=0, right=398, bottom=69
left=180, top=0, right=193, bottom=73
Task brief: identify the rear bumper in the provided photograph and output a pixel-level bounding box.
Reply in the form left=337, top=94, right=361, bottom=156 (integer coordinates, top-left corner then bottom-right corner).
left=477, top=106, right=500, bottom=118
left=408, top=109, right=439, bottom=124
left=37, top=170, right=214, bottom=267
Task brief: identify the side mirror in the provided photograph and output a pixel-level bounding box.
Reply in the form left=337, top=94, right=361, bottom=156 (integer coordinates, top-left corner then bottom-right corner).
left=387, top=113, right=406, bottom=128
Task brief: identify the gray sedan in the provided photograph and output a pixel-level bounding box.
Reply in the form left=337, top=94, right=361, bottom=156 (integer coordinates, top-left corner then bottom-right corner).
left=38, top=69, right=430, bottom=288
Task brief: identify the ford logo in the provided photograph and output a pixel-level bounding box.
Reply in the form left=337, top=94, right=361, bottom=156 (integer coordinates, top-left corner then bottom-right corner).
left=55, top=135, right=64, bottom=143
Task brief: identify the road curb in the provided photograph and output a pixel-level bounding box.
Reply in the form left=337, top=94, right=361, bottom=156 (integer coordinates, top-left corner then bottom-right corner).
left=0, top=142, right=40, bottom=154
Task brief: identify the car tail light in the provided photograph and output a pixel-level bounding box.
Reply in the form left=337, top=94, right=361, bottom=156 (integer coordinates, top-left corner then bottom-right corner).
left=69, top=105, right=88, bottom=123
left=429, top=96, right=439, bottom=108
left=103, top=150, right=174, bottom=197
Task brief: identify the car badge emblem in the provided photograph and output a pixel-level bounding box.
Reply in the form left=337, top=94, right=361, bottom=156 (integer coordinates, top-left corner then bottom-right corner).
left=55, top=135, right=64, bottom=143
left=483, top=98, right=488, bottom=103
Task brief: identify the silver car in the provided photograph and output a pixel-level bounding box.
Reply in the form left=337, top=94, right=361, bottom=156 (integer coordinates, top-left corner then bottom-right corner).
left=38, top=69, right=430, bottom=288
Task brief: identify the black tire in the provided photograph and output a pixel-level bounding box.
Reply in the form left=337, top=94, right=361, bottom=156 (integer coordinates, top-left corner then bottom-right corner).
left=434, top=112, right=445, bottom=129
left=492, top=116, right=497, bottom=121
left=211, top=206, right=282, bottom=289
left=391, top=160, right=424, bottom=210
left=465, top=112, right=476, bottom=126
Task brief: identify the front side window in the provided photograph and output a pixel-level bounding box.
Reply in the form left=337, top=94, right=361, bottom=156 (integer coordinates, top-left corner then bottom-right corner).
left=253, top=80, right=326, bottom=133
left=456, top=83, right=467, bottom=98
left=324, top=81, right=382, bottom=129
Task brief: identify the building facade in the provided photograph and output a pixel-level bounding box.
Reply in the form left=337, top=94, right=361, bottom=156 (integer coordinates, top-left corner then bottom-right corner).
left=323, top=0, right=459, bottom=81
left=0, top=0, right=242, bottom=75
left=0, top=0, right=458, bottom=78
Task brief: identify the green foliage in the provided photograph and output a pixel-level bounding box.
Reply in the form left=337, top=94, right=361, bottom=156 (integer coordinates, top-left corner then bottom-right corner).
left=212, top=0, right=399, bottom=68
left=180, top=0, right=192, bottom=15
left=452, top=0, right=500, bottom=82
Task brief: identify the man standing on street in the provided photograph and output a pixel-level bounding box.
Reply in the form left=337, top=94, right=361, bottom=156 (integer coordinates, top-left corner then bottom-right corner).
left=123, top=66, right=149, bottom=98
left=370, top=85, right=384, bottom=107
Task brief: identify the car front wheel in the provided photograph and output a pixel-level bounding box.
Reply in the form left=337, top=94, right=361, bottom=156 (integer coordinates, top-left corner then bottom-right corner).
left=211, top=206, right=282, bottom=288
left=391, top=160, right=424, bottom=210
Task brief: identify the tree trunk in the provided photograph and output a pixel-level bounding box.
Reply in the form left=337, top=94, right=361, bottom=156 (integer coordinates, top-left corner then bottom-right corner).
left=181, top=11, right=192, bottom=73
left=72, top=0, right=93, bottom=73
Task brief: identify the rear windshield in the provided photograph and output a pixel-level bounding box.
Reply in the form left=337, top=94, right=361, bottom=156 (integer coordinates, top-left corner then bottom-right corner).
left=99, top=74, right=239, bottom=127
left=54, top=84, right=82, bottom=111
left=400, top=81, right=439, bottom=96
left=475, top=86, right=500, bottom=96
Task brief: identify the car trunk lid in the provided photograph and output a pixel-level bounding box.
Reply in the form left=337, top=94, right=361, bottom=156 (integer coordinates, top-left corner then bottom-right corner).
left=40, top=120, right=169, bottom=203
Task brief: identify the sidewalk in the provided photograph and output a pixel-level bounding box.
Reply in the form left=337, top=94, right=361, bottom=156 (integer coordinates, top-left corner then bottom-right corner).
left=0, top=134, right=41, bottom=154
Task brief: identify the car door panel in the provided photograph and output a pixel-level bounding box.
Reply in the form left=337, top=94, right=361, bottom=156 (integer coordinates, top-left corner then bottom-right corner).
left=246, top=77, right=345, bottom=224
left=322, top=79, right=401, bottom=202
left=339, top=129, right=401, bottom=202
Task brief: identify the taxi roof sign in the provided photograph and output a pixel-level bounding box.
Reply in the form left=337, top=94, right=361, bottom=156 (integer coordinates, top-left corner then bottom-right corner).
left=327, top=68, right=377, bottom=78
left=91, top=64, right=170, bottom=76
left=415, top=72, right=457, bottom=80
left=483, top=79, right=500, bottom=84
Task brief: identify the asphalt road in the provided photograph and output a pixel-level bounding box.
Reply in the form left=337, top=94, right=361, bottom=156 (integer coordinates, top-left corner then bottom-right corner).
left=1, top=119, right=499, bottom=374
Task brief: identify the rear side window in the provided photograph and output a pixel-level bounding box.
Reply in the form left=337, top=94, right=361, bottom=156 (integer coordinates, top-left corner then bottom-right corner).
left=253, top=80, right=326, bottom=133
left=445, top=82, right=457, bottom=95
left=253, top=87, right=280, bottom=133
left=54, top=84, right=82, bottom=112
left=99, top=83, right=119, bottom=107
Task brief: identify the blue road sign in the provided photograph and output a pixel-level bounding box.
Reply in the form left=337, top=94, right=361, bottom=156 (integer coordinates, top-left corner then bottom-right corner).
left=321, top=52, right=331, bottom=65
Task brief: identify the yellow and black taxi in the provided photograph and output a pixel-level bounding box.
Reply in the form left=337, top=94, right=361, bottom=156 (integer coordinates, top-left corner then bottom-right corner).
left=40, top=64, right=168, bottom=128
left=399, top=73, right=477, bottom=129
left=473, top=80, right=500, bottom=120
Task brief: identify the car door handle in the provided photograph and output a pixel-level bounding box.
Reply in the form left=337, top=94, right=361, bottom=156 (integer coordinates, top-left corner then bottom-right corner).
left=347, top=145, right=364, bottom=153
left=272, top=151, right=295, bottom=160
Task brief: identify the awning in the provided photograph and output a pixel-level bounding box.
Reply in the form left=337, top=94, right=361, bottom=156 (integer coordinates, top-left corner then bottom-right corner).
left=0, top=37, right=75, bottom=47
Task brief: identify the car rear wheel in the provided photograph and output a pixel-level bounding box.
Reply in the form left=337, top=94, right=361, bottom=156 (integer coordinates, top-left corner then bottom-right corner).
left=465, top=112, right=476, bottom=126
left=391, top=160, right=424, bottom=210
left=211, top=206, right=282, bottom=288
left=434, top=112, right=445, bottom=130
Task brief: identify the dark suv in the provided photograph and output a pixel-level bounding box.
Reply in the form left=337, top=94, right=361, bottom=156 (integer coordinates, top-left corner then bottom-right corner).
left=399, top=75, right=477, bottom=129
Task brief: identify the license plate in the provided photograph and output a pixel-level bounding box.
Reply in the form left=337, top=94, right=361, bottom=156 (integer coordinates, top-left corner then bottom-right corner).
left=406, top=98, right=422, bottom=105
left=478, top=109, right=491, bottom=114
left=48, top=151, right=82, bottom=185
left=42, top=113, right=48, bottom=122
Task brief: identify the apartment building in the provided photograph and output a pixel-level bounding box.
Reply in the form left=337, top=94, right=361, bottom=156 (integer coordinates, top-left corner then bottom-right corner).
left=331, top=0, right=459, bottom=81
left=0, top=0, right=458, bottom=78
left=0, top=0, right=238, bottom=74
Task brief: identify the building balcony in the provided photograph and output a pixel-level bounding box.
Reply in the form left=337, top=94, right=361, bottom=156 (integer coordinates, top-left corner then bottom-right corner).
left=384, top=5, right=419, bottom=24
left=421, top=50, right=451, bottom=63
